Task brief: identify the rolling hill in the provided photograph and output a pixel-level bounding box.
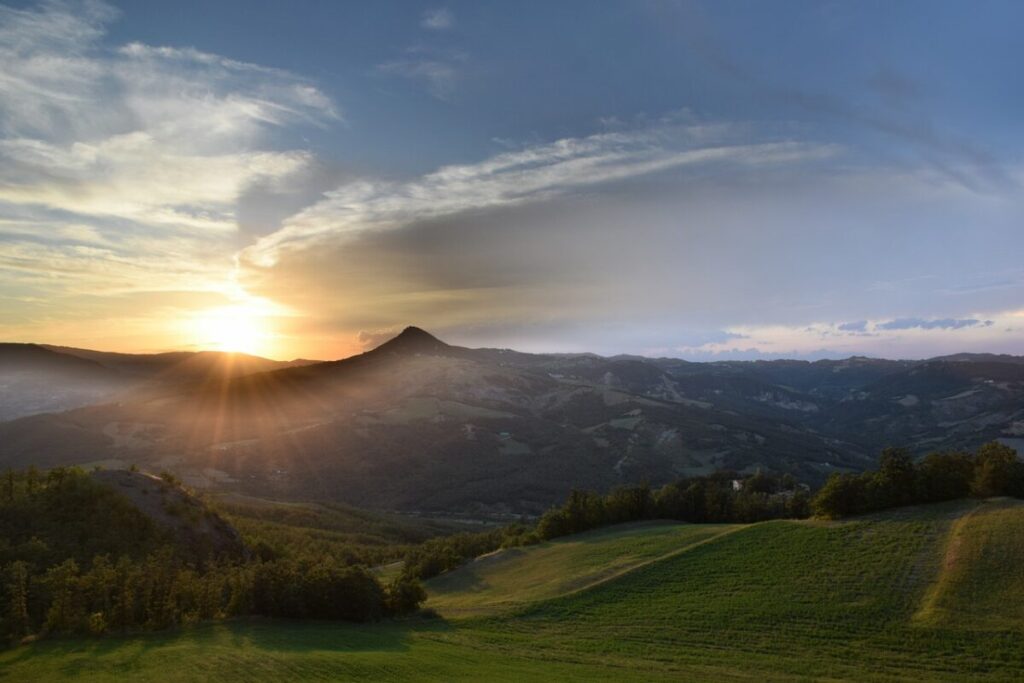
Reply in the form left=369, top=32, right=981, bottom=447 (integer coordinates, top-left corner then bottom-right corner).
left=0, top=328, right=856, bottom=512
left=1, top=328, right=1022, bottom=514
left=0, top=343, right=319, bottom=422
left=3, top=499, right=1024, bottom=681
left=0, top=344, right=130, bottom=421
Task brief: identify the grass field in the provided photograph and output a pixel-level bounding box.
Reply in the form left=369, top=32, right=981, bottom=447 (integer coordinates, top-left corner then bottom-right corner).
left=426, top=520, right=740, bottom=616
left=5, top=499, right=1024, bottom=681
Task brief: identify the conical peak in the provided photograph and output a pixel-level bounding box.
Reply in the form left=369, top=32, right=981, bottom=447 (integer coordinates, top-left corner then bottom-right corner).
left=373, top=326, right=449, bottom=354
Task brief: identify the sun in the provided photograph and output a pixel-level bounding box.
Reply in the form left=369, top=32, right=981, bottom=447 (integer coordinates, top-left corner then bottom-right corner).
left=191, top=305, right=272, bottom=356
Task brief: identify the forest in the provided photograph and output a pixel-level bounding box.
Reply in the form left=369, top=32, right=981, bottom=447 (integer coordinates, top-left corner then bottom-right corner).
left=0, top=469, right=424, bottom=641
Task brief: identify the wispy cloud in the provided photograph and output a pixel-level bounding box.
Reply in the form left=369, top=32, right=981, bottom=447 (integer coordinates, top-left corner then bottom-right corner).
left=421, top=8, right=453, bottom=31
left=0, top=4, right=335, bottom=230
left=679, top=312, right=1016, bottom=361
left=0, top=0, right=337, bottom=344
left=245, top=123, right=838, bottom=266
left=876, top=317, right=993, bottom=331
left=0, top=5, right=334, bottom=228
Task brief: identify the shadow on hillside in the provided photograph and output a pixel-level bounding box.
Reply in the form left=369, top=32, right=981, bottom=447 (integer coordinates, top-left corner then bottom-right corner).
left=0, top=615, right=455, bottom=677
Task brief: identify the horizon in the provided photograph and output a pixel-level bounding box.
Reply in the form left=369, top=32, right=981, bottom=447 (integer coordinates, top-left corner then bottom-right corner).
left=1, top=1, right=1022, bottom=362
left=7, top=324, right=1023, bottom=365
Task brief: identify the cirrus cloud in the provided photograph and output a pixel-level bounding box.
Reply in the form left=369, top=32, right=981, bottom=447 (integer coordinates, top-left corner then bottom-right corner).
left=0, top=0, right=337, bottom=351
left=244, top=122, right=838, bottom=267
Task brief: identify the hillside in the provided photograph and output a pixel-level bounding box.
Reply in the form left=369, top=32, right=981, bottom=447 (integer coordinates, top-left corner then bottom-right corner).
left=0, top=468, right=246, bottom=569
left=914, top=498, right=1024, bottom=630
left=0, top=328, right=855, bottom=511
left=0, top=344, right=130, bottom=421
left=0, top=343, right=318, bottom=422
left=1, top=329, right=1022, bottom=514
left=425, top=521, right=740, bottom=617
left=4, top=500, right=1024, bottom=681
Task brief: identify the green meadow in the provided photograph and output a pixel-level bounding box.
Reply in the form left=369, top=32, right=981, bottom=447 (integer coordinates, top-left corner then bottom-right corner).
left=5, top=499, right=1024, bottom=681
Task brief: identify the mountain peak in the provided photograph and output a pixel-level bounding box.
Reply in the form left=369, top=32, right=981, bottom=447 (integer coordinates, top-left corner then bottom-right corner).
left=373, top=326, right=450, bottom=354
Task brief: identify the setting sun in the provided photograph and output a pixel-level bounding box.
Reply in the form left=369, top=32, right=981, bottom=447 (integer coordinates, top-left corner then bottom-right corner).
left=190, top=305, right=273, bottom=356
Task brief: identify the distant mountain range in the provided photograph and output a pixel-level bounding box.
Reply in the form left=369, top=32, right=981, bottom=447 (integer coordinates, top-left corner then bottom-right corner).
left=1, top=328, right=1022, bottom=515
left=0, top=342, right=318, bottom=422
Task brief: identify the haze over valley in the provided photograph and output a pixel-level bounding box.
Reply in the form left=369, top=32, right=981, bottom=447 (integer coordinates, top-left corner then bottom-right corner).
left=2, top=328, right=1023, bottom=515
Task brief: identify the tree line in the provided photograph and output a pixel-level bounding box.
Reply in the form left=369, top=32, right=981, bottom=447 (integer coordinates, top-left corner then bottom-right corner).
left=398, top=442, right=1022, bottom=581
left=811, top=441, right=1023, bottom=519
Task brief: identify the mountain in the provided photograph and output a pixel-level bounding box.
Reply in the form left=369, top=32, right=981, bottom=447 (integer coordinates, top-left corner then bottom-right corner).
left=0, top=343, right=131, bottom=421
left=40, top=344, right=318, bottom=383
left=1, top=328, right=1022, bottom=515
left=0, top=343, right=319, bottom=422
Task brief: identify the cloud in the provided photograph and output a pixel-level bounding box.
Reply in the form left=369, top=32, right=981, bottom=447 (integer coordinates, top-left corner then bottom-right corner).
left=0, top=4, right=335, bottom=231
left=233, top=110, right=1022, bottom=359
left=671, top=330, right=749, bottom=351
left=837, top=320, right=868, bottom=332
left=877, top=317, right=994, bottom=331
left=421, top=8, right=453, bottom=31
left=244, top=121, right=837, bottom=266
left=681, top=311, right=1019, bottom=362
left=357, top=328, right=402, bottom=350
left=0, top=3, right=335, bottom=229
left=0, top=0, right=337, bottom=347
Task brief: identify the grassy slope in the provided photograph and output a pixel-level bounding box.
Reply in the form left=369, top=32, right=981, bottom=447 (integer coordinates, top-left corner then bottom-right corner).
left=5, top=501, right=1024, bottom=681
left=458, top=500, right=1024, bottom=681
left=915, top=498, right=1024, bottom=630
left=426, top=521, right=740, bottom=616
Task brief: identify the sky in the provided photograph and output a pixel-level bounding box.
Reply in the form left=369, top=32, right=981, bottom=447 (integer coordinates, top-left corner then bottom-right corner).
left=0, top=0, right=1022, bottom=361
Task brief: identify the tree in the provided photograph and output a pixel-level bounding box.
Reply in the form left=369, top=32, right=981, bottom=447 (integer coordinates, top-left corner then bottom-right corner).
left=972, top=441, right=1023, bottom=498
left=604, top=486, right=653, bottom=523
left=745, top=469, right=776, bottom=495
left=110, top=556, right=138, bottom=631
left=536, top=509, right=571, bottom=540
left=42, top=559, right=84, bottom=633
left=786, top=489, right=811, bottom=518
left=6, top=561, right=31, bottom=637
left=915, top=451, right=973, bottom=502
left=386, top=576, right=427, bottom=615
left=811, top=473, right=867, bottom=519
left=872, top=447, right=916, bottom=508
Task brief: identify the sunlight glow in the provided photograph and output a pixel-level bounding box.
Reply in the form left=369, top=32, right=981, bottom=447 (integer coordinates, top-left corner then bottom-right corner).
left=190, top=304, right=274, bottom=356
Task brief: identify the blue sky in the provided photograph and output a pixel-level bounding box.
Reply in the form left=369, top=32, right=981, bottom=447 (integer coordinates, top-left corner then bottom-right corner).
left=0, top=0, right=1022, bottom=359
